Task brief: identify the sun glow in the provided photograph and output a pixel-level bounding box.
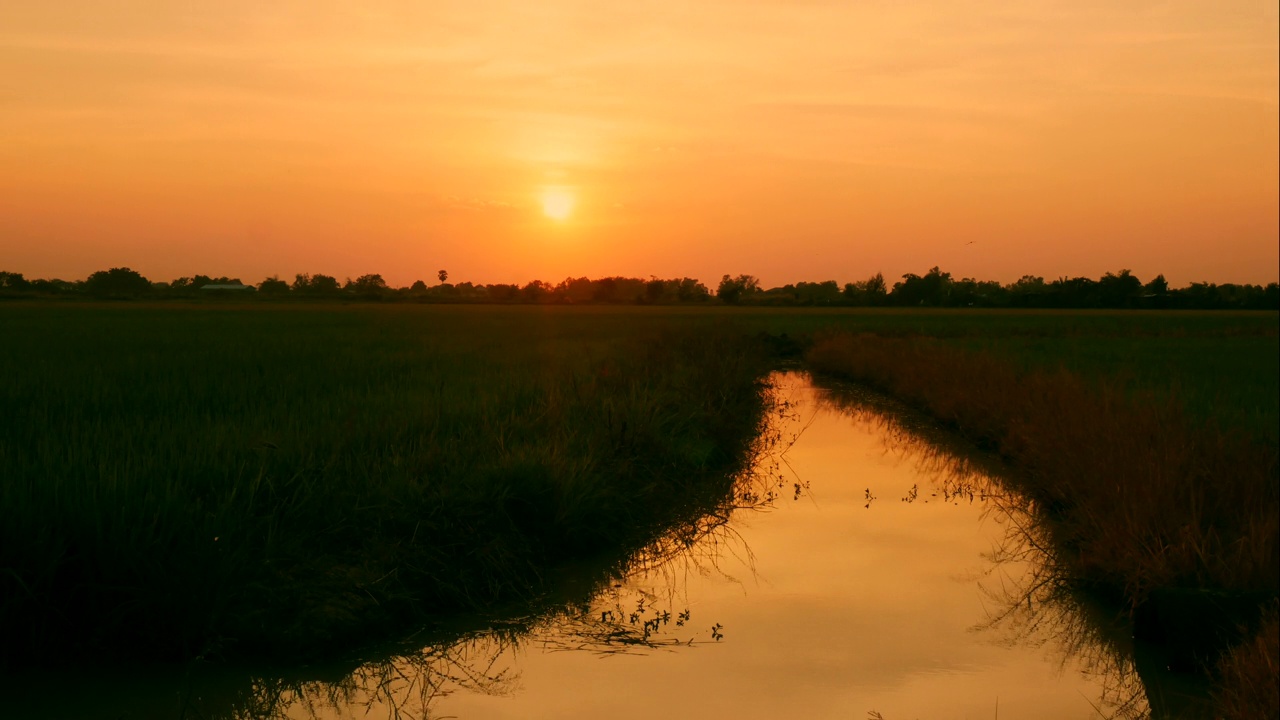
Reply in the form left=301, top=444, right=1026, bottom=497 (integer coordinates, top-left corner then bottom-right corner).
left=540, top=187, right=576, bottom=221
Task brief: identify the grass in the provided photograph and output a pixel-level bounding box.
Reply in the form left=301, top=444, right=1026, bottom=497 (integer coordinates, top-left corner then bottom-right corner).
left=0, top=303, right=776, bottom=663
left=1213, top=603, right=1279, bottom=719
left=2, top=302, right=1275, bottom=695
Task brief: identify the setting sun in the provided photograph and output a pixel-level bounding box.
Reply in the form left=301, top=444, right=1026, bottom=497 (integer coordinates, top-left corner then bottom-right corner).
left=540, top=187, right=576, bottom=222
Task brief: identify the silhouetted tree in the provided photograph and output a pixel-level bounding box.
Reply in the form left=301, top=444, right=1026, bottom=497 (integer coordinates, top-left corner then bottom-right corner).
left=592, top=277, right=619, bottom=302
left=717, top=274, right=759, bottom=304
left=8, top=265, right=1277, bottom=309
left=1006, top=275, right=1047, bottom=307
left=0, top=271, right=30, bottom=291
left=521, top=280, right=552, bottom=303
left=34, top=279, right=68, bottom=294
left=1098, top=269, right=1142, bottom=308
left=292, top=273, right=341, bottom=296
left=258, top=276, right=289, bottom=295
left=312, top=275, right=340, bottom=295
left=892, top=267, right=952, bottom=306
left=841, top=273, right=888, bottom=306
left=1144, top=274, right=1168, bottom=297
left=486, top=283, right=521, bottom=302
left=349, top=274, right=388, bottom=299
left=1139, top=273, right=1170, bottom=308
left=551, top=277, right=591, bottom=303
left=644, top=277, right=667, bottom=304
left=438, top=269, right=448, bottom=284
left=85, top=267, right=152, bottom=298
left=1048, top=276, right=1100, bottom=308
left=793, top=280, right=841, bottom=305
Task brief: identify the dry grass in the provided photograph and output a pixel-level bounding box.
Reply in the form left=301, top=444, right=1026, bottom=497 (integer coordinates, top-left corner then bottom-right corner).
left=1213, top=602, right=1280, bottom=712
left=807, top=333, right=1278, bottom=602
left=806, top=332, right=1279, bottom=711
left=1213, top=605, right=1279, bottom=720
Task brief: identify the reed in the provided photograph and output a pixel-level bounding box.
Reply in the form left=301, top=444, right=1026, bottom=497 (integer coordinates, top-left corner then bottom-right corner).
left=806, top=332, right=1279, bottom=710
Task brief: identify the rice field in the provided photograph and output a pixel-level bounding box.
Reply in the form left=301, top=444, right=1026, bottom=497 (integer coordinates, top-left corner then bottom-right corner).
left=1, top=302, right=1275, bottom=678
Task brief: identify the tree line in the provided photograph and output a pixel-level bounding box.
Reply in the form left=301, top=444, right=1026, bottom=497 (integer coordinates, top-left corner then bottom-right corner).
left=0, top=266, right=1276, bottom=310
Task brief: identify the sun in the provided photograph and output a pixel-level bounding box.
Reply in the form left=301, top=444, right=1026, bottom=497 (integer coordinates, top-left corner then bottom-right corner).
left=540, top=186, right=576, bottom=221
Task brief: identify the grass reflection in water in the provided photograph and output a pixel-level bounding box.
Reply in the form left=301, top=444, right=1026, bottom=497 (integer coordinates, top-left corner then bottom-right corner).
left=813, top=379, right=1183, bottom=720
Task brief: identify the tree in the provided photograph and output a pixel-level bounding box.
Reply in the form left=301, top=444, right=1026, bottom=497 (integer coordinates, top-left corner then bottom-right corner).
left=85, top=267, right=152, bottom=298
left=592, top=277, right=619, bottom=302
left=0, top=271, right=30, bottom=291
left=351, top=274, right=388, bottom=298
left=1007, top=275, right=1047, bottom=307
left=794, top=280, right=841, bottom=305
left=675, top=278, right=710, bottom=302
left=1144, top=274, right=1169, bottom=296
left=555, top=277, right=594, bottom=303
left=521, top=280, right=551, bottom=303
left=486, top=283, right=521, bottom=302
left=258, top=276, right=290, bottom=295
left=438, top=269, right=448, bottom=284
left=1049, top=276, right=1100, bottom=307
left=1098, top=269, right=1142, bottom=308
left=312, top=274, right=340, bottom=295
left=293, top=273, right=340, bottom=296
left=843, top=273, right=889, bottom=306
left=1140, top=273, right=1170, bottom=308
left=644, top=277, right=667, bottom=304
left=862, top=273, right=887, bottom=304
left=891, top=267, right=952, bottom=306
left=717, top=274, right=759, bottom=305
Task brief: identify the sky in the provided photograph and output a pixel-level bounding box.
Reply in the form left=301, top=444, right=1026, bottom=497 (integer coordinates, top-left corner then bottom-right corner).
left=2, top=1, right=1277, bottom=287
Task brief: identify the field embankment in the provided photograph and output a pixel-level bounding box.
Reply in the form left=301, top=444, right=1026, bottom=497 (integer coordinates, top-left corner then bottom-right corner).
left=0, top=304, right=774, bottom=664
left=806, top=332, right=1279, bottom=716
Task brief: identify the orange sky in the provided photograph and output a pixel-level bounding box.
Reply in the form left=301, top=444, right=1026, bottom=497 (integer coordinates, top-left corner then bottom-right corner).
left=2, top=1, right=1277, bottom=287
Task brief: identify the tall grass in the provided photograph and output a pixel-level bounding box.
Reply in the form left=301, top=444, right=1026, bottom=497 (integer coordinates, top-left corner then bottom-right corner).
left=0, top=305, right=773, bottom=663
left=1213, top=603, right=1279, bottom=720
left=805, top=332, right=1279, bottom=710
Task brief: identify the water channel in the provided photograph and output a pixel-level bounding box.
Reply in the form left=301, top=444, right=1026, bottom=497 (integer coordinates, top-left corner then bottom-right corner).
left=19, top=372, right=1157, bottom=719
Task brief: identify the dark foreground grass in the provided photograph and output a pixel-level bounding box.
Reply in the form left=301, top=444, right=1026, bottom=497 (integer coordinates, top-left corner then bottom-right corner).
left=2, top=303, right=1275, bottom=678
left=1213, top=603, right=1279, bottom=719
left=0, top=304, right=774, bottom=664
left=806, top=332, right=1279, bottom=713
